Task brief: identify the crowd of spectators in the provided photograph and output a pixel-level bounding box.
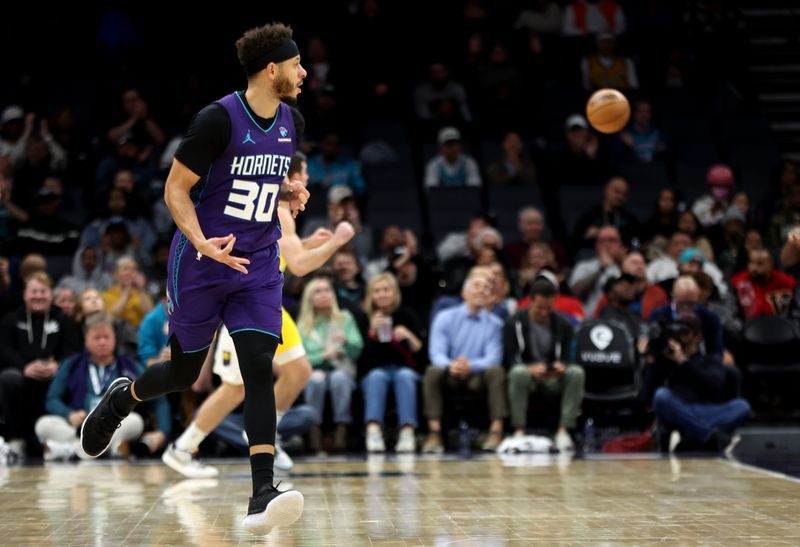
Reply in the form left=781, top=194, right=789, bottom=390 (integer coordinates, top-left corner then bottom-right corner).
left=0, top=1, right=789, bottom=460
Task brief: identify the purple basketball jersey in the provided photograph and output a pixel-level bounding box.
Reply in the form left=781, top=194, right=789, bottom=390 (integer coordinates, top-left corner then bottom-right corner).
left=188, top=92, right=296, bottom=252
left=165, top=93, right=296, bottom=351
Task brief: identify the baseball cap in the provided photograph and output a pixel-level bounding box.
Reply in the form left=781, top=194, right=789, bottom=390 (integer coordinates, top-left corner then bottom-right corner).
left=706, top=164, right=734, bottom=186
left=602, top=272, right=636, bottom=294
left=565, top=114, right=588, bottom=130
left=327, top=185, right=354, bottom=204
left=678, top=247, right=705, bottom=265
left=1, top=105, right=24, bottom=124
left=437, top=126, right=462, bottom=145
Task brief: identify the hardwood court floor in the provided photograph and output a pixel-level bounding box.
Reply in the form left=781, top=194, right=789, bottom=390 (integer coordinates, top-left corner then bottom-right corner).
left=0, top=454, right=798, bottom=546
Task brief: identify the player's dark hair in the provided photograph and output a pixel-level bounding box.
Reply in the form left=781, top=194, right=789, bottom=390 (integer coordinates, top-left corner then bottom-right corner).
left=279, top=152, right=308, bottom=203
left=236, top=22, right=294, bottom=72
left=287, top=152, right=307, bottom=178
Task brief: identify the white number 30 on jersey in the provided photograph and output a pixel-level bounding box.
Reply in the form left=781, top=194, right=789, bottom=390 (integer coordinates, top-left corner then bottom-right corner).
left=223, top=180, right=280, bottom=222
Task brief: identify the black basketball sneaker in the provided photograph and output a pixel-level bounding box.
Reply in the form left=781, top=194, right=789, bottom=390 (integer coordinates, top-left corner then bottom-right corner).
left=242, top=483, right=304, bottom=534
left=80, top=377, right=131, bottom=457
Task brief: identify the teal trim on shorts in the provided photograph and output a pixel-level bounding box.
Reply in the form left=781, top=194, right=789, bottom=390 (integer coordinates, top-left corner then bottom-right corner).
left=171, top=234, right=188, bottom=308
left=228, top=327, right=281, bottom=339
left=183, top=343, right=211, bottom=354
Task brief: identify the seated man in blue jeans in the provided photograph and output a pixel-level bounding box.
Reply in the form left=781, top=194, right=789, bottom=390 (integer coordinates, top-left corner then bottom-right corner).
left=646, top=313, right=751, bottom=452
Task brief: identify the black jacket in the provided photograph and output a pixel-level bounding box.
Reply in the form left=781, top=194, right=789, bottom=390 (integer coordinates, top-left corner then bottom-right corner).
left=0, top=306, right=82, bottom=371
left=503, top=310, right=574, bottom=367
left=643, top=352, right=727, bottom=405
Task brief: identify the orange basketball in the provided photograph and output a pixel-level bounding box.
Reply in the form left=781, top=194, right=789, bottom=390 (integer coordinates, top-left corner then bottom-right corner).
left=586, top=88, right=631, bottom=134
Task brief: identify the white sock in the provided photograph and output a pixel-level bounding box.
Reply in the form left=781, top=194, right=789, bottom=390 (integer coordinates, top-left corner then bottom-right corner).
left=175, top=423, right=208, bottom=453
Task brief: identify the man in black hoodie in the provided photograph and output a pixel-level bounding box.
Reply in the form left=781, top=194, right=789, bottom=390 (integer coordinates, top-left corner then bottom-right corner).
left=0, top=271, right=81, bottom=455
left=647, top=313, right=750, bottom=451
left=505, top=275, right=585, bottom=452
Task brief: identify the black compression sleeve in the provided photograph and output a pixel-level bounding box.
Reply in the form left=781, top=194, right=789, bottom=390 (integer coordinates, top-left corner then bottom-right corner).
left=121, top=335, right=208, bottom=407
left=232, top=330, right=279, bottom=447
left=174, top=103, right=231, bottom=177
left=174, top=101, right=301, bottom=178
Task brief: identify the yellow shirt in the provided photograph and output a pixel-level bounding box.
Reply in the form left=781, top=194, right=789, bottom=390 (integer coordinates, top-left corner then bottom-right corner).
left=102, top=286, right=153, bottom=327
left=588, top=55, right=629, bottom=90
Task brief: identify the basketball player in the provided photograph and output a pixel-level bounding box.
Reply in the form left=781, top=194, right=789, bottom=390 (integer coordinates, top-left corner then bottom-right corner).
left=81, top=23, right=309, bottom=534
left=162, top=152, right=355, bottom=478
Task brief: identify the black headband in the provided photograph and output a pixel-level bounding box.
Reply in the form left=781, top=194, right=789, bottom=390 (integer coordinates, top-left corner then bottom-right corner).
left=244, top=39, right=299, bottom=76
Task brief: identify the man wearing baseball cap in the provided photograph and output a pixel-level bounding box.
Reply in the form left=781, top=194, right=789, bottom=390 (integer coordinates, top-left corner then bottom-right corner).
left=548, top=113, right=611, bottom=193
left=0, top=105, right=26, bottom=164
left=677, top=247, right=728, bottom=297
left=598, top=272, right=645, bottom=342
left=424, top=126, right=482, bottom=188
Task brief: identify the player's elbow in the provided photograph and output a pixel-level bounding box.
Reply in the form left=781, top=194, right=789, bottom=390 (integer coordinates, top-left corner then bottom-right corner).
left=163, top=180, right=176, bottom=207
left=288, top=263, right=312, bottom=277
left=283, top=250, right=313, bottom=277
left=164, top=177, right=185, bottom=212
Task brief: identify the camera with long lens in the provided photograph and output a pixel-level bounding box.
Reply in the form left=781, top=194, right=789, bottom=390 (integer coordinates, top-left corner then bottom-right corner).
left=646, top=320, right=691, bottom=358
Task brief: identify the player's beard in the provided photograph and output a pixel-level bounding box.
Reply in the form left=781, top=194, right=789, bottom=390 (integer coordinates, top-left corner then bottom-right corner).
left=274, top=73, right=298, bottom=105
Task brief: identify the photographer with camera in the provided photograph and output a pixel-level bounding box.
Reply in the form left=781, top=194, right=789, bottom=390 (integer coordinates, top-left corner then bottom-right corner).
left=648, top=276, right=723, bottom=362
left=645, top=313, right=751, bottom=452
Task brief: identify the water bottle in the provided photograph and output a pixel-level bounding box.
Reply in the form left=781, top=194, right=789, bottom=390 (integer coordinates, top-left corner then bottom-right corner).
left=582, top=418, right=596, bottom=454
left=458, top=420, right=471, bottom=457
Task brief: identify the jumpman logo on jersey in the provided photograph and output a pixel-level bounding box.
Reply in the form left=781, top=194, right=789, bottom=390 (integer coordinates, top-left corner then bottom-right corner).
left=242, top=130, right=256, bottom=145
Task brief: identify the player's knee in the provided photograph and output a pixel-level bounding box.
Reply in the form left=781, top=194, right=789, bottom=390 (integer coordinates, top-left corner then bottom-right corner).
left=240, top=359, right=272, bottom=387
left=168, top=363, right=204, bottom=392
left=166, top=346, right=209, bottom=391
left=222, top=382, right=245, bottom=402
left=172, top=375, right=198, bottom=392
left=232, top=331, right=279, bottom=386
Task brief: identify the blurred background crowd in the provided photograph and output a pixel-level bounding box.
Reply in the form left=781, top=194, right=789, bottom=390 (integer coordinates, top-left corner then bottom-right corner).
left=1, top=0, right=797, bottom=461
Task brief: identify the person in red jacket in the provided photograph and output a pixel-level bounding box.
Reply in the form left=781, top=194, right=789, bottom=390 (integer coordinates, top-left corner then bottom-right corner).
left=731, top=248, right=796, bottom=319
